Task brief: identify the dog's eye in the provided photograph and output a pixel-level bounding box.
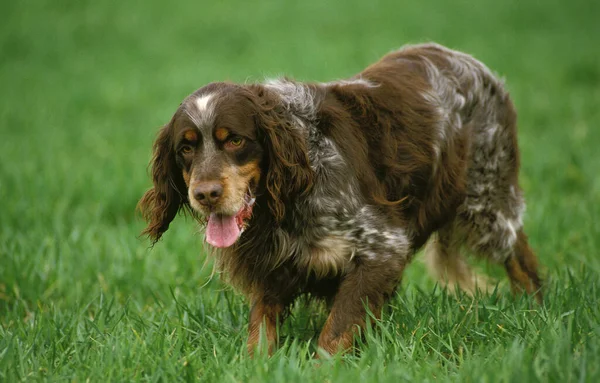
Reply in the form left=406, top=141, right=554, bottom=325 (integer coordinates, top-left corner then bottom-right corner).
left=180, top=145, right=193, bottom=155
left=225, top=136, right=245, bottom=149
left=230, top=137, right=243, bottom=146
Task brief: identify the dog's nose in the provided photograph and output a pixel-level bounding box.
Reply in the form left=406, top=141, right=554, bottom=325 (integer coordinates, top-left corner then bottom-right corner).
left=193, top=182, right=223, bottom=206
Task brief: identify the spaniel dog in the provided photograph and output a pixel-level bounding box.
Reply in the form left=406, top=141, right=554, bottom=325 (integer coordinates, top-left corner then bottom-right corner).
left=139, top=43, right=542, bottom=356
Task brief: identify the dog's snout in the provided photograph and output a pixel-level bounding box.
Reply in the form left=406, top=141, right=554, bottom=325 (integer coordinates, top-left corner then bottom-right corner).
left=193, top=182, right=223, bottom=206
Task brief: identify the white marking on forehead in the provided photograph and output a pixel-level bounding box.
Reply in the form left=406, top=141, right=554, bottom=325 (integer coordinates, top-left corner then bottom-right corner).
left=187, top=93, right=216, bottom=127
left=195, top=94, right=213, bottom=112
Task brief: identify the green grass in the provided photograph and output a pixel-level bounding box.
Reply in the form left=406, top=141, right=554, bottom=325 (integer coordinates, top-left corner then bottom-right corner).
left=1, top=0, right=599, bottom=381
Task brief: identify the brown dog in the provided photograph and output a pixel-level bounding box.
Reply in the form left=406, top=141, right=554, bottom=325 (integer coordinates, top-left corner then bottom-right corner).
left=139, top=43, right=542, bottom=356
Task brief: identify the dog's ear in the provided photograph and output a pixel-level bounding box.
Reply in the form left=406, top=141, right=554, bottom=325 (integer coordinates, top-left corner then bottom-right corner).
left=138, top=121, right=187, bottom=243
left=248, top=85, right=314, bottom=223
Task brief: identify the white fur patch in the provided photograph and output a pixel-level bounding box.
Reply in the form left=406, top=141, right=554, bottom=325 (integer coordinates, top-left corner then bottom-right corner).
left=187, top=94, right=215, bottom=127
left=195, top=94, right=213, bottom=112
left=264, top=78, right=318, bottom=121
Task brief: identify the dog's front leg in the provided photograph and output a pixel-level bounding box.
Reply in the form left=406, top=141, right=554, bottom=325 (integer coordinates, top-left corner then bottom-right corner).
left=317, top=257, right=405, bottom=356
left=247, top=299, right=284, bottom=356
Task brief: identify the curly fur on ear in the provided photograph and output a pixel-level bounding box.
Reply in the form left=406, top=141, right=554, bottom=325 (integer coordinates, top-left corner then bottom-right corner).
left=138, top=122, right=188, bottom=243
left=248, top=86, right=314, bottom=223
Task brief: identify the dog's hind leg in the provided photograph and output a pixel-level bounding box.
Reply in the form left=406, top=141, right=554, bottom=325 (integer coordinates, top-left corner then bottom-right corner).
left=424, top=226, right=492, bottom=296
left=503, top=229, right=543, bottom=303
left=456, top=191, right=543, bottom=303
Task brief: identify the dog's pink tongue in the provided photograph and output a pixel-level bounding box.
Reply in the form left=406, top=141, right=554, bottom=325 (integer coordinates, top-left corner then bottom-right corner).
left=206, top=213, right=240, bottom=248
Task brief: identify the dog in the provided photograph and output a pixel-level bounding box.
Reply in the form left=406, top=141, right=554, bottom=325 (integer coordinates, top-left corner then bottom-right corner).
left=138, top=43, right=542, bottom=356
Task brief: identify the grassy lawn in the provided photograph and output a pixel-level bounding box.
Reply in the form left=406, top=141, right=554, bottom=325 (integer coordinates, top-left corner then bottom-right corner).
left=1, top=0, right=599, bottom=381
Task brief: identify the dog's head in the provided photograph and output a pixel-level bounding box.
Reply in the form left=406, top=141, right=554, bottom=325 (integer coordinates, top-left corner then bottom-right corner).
left=138, top=82, right=313, bottom=247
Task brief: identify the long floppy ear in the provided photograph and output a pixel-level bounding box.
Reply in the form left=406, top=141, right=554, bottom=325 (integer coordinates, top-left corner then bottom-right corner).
left=248, top=86, right=314, bottom=223
left=138, top=122, right=187, bottom=243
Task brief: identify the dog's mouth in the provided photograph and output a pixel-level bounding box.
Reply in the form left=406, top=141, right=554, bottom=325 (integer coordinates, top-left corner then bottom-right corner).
left=205, top=190, right=256, bottom=248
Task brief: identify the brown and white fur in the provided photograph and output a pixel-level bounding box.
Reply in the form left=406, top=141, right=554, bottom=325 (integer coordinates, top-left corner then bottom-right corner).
left=138, top=43, right=542, bottom=356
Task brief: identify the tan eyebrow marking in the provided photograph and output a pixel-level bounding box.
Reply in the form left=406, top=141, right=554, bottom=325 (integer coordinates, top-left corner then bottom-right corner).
left=215, top=127, right=229, bottom=141
left=184, top=130, right=198, bottom=142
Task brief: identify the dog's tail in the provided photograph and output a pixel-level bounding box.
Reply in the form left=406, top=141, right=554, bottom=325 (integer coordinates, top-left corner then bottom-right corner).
left=423, top=234, right=494, bottom=296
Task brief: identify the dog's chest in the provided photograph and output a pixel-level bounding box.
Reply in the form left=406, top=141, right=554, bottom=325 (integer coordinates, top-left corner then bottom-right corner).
left=284, top=126, right=411, bottom=278
left=286, top=199, right=411, bottom=279
left=296, top=234, right=355, bottom=278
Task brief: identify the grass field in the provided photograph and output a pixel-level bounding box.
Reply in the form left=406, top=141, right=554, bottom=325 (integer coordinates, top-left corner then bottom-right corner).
left=1, top=0, right=600, bottom=381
